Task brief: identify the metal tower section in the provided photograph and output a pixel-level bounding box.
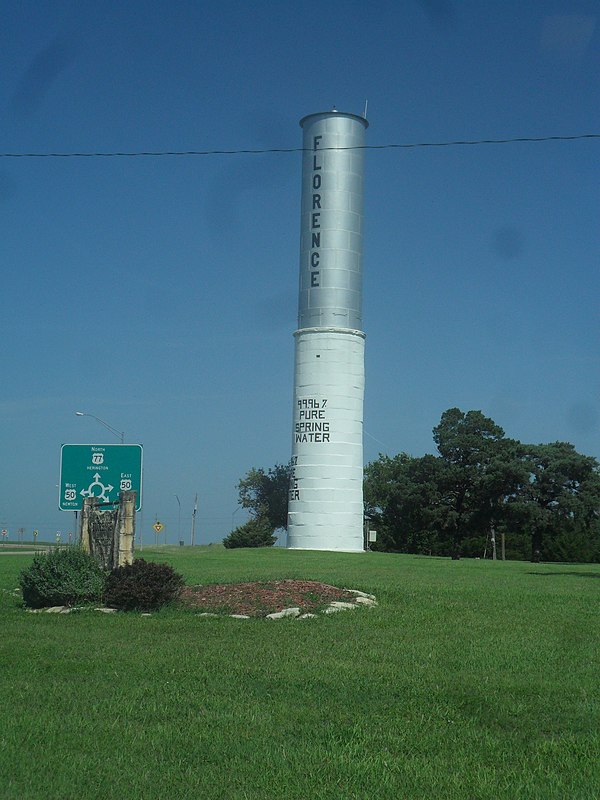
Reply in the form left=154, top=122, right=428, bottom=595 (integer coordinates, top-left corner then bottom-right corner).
left=287, top=110, right=368, bottom=551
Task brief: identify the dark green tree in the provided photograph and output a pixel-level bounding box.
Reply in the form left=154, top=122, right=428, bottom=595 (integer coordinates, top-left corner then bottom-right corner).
left=223, top=517, right=278, bottom=549
left=364, top=452, right=414, bottom=551
left=469, top=436, right=531, bottom=557
left=433, top=408, right=509, bottom=558
left=237, top=462, right=292, bottom=531
left=364, top=453, right=448, bottom=553
left=519, top=442, right=600, bottom=561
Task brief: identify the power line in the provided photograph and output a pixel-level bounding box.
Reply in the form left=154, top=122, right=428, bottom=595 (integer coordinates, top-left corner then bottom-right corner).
left=0, top=133, right=598, bottom=159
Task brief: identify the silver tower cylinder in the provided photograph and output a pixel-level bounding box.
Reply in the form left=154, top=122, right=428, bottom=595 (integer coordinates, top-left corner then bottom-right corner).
left=287, top=110, right=368, bottom=552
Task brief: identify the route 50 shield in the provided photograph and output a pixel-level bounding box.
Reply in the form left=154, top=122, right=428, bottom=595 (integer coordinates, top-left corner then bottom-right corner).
left=59, top=444, right=143, bottom=511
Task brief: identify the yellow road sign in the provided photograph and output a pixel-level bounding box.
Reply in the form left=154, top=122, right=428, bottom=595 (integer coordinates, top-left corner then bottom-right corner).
left=153, top=521, right=164, bottom=533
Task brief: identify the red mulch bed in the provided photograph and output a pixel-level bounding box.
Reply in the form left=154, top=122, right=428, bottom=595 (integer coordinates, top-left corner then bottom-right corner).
left=179, top=579, right=356, bottom=617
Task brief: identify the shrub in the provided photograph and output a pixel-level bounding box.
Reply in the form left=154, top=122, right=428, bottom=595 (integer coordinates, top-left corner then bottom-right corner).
left=104, top=559, right=184, bottom=611
left=20, top=546, right=106, bottom=609
left=223, top=517, right=277, bottom=549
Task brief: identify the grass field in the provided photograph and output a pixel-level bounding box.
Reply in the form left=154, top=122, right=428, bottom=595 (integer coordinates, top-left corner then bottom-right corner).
left=1, top=546, right=598, bottom=799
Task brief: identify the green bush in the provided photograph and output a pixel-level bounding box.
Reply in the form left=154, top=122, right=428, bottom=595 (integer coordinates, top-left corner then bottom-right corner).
left=104, top=559, right=184, bottom=611
left=20, top=546, right=106, bottom=609
left=223, top=517, right=277, bottom=549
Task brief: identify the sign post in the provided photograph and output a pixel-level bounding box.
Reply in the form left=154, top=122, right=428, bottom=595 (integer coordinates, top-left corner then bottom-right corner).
left=59, top=444, right=143, bottom=512
left=153, top=520, right=164, bottom=546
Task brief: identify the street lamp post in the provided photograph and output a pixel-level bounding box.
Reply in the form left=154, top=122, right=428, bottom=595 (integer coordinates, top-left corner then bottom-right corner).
left=175, top=494, right=181, bottom=545
left=74, top=412, right=126, bottom=541
left=191, top=493, right=198, bottom=546
left=74, top=411, right=125, bottom=443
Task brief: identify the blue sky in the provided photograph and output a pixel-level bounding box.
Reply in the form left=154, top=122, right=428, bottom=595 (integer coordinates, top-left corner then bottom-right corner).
left=1, top=0, right=598, bottom=544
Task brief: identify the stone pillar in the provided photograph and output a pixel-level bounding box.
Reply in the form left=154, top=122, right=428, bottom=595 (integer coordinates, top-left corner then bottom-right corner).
left=80, top=497, right=94, bottom=554
left=117, top=491, right=135, bottom=567
left=79, top=492, right=136, bottom=570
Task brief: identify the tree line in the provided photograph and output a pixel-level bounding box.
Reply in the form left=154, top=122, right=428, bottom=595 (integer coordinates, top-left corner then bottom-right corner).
left=231, top=408, right=600, bottom=562
left=365, top=408, right=600, bottom=561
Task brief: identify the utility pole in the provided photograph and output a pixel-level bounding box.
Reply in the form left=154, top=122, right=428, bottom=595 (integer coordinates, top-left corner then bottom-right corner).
left=175, top=494, right=181, bottom=544
left=191, top=494, right=198, bottom=546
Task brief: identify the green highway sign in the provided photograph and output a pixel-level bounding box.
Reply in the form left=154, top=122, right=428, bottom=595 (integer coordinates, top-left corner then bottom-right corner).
left=59, top=444, right=143, bottom=511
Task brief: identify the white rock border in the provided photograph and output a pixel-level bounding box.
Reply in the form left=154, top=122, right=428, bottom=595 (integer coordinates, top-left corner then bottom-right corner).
left=21, top=589, right=378, bottom=619
left=223, top=588, right=378, bottom=620
left=26, top=606, right=118, bottom=614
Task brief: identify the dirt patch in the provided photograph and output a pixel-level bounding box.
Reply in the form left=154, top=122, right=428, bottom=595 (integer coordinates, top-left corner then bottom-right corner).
left=179, top=580, right=357, bottom=617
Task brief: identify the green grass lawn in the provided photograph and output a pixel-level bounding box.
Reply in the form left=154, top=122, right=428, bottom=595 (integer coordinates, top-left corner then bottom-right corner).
left=1, top=547, right=598, bottom=799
